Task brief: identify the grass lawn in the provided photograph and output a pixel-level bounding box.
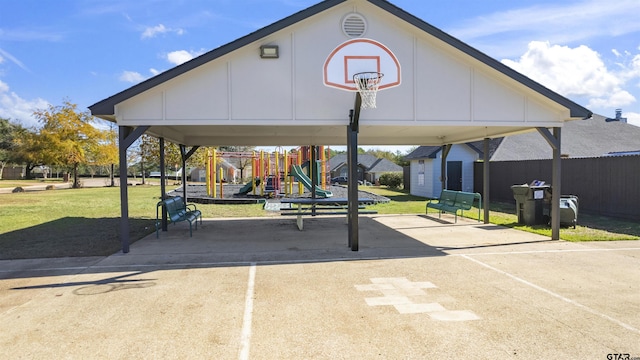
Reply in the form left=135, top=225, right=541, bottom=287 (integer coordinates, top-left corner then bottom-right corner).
left=1, top=183, right=637, bottom=260
left=0, top=184, right=270, bottom=260
left=364, top=186, right=640, bottom=242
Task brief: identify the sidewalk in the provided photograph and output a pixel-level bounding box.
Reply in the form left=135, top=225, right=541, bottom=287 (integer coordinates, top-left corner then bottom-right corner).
left=0, top=178, right=144, bottom=194
left=0, top=181, right=72, bottom=193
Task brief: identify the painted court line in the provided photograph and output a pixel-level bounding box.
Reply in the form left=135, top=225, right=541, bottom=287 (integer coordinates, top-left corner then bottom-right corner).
left=461, top=254, right=640, bottom=334
left=356, top=277, right=480, bottom=321
left=455, top=247, right=640, bottom=257
left=238, top=263, right=257, bottom=360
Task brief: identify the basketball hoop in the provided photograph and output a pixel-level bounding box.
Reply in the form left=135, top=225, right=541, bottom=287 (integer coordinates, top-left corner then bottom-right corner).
left=353, top=72, right=383, bottom=109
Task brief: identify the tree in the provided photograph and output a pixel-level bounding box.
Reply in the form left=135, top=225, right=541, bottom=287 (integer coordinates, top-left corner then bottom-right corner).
left=11, top=123, right=46, bottom=179
left=32, top=100, right=104, bottom=188
left=86, top=121, right=119, bottom=185
left=365, top=148, right=395, bottom=162
left=327, top=147, right=343, bottom=158
left=188, top=146, right=212, bottom=175
left=218, top=146, right=256, bottom=180
left=379, top=172, right=403, bottom=189
left=0, top=118, right=23, bottom=179
left=164, top=142, right=182, bottom=180
left=135, top=135, right=191, bottom=183
left=137, top=134, right=159, bottom=184
left=363, top=147, right=416, bottom=167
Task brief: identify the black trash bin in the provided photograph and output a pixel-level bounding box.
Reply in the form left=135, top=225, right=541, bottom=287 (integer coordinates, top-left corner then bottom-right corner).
left=511, top=181, right=551, bottom=226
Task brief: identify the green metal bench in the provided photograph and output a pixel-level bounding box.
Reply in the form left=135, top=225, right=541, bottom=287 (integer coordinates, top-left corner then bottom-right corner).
left=426, top=190, right=482, bottom=223
left=156, top=196, right=202, bottom=237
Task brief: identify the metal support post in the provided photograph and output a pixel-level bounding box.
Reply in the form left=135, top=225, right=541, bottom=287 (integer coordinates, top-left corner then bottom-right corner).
left=348, top=93, right=362, bottom=251
left=483, top=138, right=490, bottom=224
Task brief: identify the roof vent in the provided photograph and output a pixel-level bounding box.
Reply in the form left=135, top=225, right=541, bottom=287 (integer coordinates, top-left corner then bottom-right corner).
left=342, top=13, right=367, bottom=38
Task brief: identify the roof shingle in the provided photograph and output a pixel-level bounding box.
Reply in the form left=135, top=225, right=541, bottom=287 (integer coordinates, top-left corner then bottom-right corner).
left=491, top=114, right=640, bottom=160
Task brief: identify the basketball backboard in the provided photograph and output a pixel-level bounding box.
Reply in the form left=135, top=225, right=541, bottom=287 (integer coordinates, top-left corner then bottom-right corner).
left=323, top=38, right=401, bottom=92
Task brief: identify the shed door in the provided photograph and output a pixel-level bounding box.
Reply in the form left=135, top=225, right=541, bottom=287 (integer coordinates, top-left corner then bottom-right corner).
left=447, top=161, right=462, bottom=191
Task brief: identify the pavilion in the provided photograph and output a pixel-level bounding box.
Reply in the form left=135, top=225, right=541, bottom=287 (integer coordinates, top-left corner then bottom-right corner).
left=90, top=0, right=591, bottom=253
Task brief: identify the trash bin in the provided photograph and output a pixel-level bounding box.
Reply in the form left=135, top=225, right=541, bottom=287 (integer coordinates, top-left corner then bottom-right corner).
left=511, top=181, right=551, bottom=226
left=559, top=195, right=579, bottom=228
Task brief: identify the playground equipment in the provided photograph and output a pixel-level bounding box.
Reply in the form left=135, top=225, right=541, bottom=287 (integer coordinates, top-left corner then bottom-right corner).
left=290, top=165, right=333, bottom=198
left=235, top=178, right=260, bottom=196
left=206, top=149, right=240, bottom=197
left=205, top=146, right=332, bottom=199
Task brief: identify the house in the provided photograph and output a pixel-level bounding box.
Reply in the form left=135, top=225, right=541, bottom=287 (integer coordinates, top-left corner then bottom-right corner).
left=405, top=141, right=499, bottom=198
left=407, top=112, right=640, bottom=198
left=329, top=153, right=403, bottom=184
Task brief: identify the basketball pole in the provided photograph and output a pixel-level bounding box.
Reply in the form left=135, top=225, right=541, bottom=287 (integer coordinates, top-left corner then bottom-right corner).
left=347, top=92, right=362, bottom=251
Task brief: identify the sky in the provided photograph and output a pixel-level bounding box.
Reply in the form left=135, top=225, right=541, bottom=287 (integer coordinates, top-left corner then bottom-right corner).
left=1, top=0, right=639, bottom=153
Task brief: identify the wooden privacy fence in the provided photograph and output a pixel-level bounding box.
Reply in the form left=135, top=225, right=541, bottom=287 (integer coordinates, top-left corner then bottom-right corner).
left=474, top=155, right=640, bottom=220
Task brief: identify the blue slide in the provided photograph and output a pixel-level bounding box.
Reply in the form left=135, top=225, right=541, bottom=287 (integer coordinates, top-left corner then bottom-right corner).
left=290, top=165, right=333, bottom=198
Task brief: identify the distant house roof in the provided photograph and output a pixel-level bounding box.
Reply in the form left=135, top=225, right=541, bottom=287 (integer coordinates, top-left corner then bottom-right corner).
left=329, top=154, right=403, bottom=173
left=490, top=114, right=640, bottom=161
left=404, top=140, right=503, bottom=160
left=405, top=115, right=640, bottom=162
left=403, top=146, right=441, bottom=159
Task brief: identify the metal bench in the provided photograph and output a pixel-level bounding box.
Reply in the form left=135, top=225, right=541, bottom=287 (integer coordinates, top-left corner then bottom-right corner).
left=156, top=196, right=202, bottom=237
left=426, top=190, right=482, bottom=223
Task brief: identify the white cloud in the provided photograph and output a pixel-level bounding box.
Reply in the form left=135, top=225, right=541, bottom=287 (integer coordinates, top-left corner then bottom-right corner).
left=625, top=112, right=640, bottom=127
left=0, top=79, right=50, bottom=128
left=588, top=91, right=635, bottom=109
left=0, top=48, right=30, bottom=72
left=627, top=54, right=640, bottom=81
left=142, top=24, right=167, bottom=39
left=119, top=68, right=165, bottom=83
left=141, top=24, right=185, bottom=39
left=166, top=49, right=205, bottom=66
left=119, top=70, right=145, bottom=83
left=452, top=0, right=640, bottom=44
left=502, top=41, right=637, bottom=109
left=166, top=50, right=193, bottom=65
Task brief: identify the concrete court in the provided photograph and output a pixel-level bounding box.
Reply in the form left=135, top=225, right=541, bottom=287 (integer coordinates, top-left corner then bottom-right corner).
left=1, top=214, right=639, bottom=359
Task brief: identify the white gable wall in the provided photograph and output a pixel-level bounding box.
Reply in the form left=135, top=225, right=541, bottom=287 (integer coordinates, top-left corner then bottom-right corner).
left=415, top=41, right=471, bottom=121
left=112, top=0, right=580, bottom=147
left=117, top=1, right=567, bottom=126
left=166, top=61, right=231, bottom=120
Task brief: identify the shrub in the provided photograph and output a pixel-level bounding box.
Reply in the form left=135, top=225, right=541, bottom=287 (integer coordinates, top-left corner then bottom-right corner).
left=378, top=173, right=403, bottom=189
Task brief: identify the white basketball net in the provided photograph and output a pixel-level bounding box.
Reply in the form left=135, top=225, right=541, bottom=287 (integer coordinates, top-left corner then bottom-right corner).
left=353, top=72, right=383, bottom=109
